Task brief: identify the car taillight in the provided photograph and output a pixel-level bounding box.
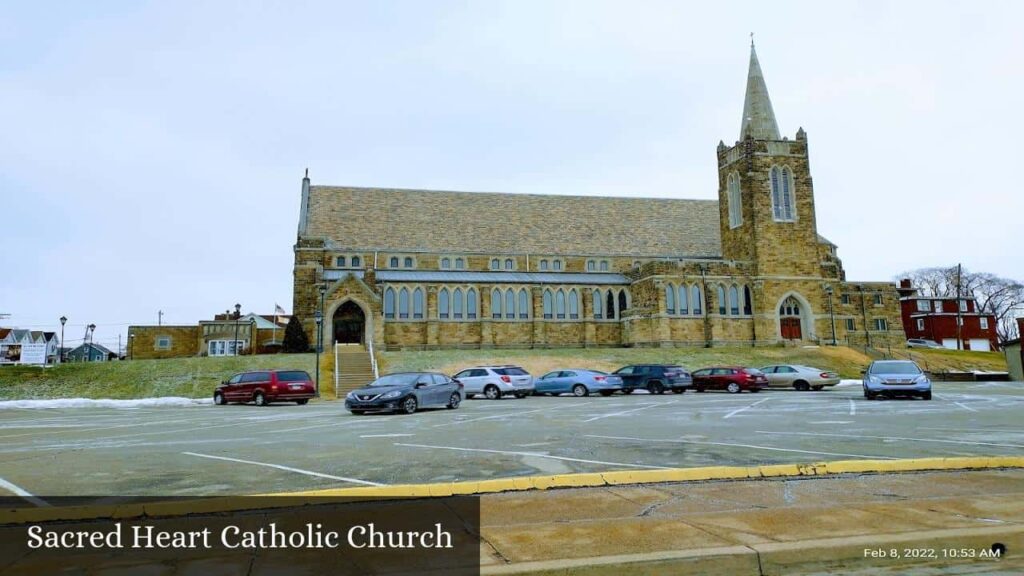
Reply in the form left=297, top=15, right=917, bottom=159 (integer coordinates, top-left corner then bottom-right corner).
left=500, top=375, right=511, bottom=383
left=820, top=373, right=831, bottom=378
left=594, top=376, right=606, bottom=381
left=271, top=384, right=277, bottom=391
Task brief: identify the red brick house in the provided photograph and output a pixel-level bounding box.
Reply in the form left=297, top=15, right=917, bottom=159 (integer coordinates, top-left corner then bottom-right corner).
left=897, top=279, right=999, bottom=351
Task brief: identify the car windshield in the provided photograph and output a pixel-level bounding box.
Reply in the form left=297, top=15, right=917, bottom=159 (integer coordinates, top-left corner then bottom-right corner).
left=870, top=362, right=922, bottom=375
left=276, top=371, right=311, bottom=382
left=368, top=373, right=420, bottom=387
left=494, top=368, right=527, bottom=376
left=743, top=368, right=764, bottom=376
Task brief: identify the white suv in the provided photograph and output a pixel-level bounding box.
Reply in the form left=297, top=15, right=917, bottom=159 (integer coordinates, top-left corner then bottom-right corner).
left=452, top=366, right=534, bottom=399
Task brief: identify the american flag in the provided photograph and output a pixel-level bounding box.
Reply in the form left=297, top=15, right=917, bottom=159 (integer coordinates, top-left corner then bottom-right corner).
left=274, top=303, right=286, bottom=315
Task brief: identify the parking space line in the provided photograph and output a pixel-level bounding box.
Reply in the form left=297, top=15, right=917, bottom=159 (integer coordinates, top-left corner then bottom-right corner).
left=434, top=407, right=552, bottom=427
left=754, top=430, right=1024, bottom=449
left=849, top=399, right=856, bottom=416
left=393, top=443, right=669, bottom=469
left=182, top=452, right=385, bottom=486
left=584, top=435, right=898, bottom=460
left=935, top=393, right=980, bottom=412
left=360, top=434, right=415, bottom=438
left=582, top=401, right=678, bottom=423
left=723, top=397, right=770, bottom=419
left=0, top=477, right=49, bottom=507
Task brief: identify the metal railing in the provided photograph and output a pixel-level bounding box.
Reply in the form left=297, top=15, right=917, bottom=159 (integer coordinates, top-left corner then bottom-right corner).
left=368, top=338, right=379, bottom=379
left=334, top=343, right=340, bottom=400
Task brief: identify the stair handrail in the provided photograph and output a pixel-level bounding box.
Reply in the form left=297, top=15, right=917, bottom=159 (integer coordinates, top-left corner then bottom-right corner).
left=368, top=338, right=379, bottom=379
left=334, top=343, right=340, bottom=399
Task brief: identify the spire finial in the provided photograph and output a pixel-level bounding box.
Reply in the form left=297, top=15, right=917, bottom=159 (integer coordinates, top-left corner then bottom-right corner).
left=304, top=167, right=309, bottom=179
left=750, top=32, right=754, bottom=47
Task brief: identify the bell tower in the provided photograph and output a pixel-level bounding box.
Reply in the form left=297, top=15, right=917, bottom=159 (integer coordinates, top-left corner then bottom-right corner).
left=716, top=43, right=823, bottom=278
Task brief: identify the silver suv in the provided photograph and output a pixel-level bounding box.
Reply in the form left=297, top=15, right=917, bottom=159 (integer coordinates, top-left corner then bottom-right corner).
left=452, top=365, right=535, bottom=399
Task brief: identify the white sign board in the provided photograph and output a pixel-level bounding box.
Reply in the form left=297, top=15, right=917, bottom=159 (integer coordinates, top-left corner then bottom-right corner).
left=19, top=343, right=48, bottom=365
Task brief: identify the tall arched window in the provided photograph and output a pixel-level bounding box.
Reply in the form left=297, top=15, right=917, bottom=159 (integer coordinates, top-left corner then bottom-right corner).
left=491, top=289, right=502, bottom=319
left=728, top=172, right=742, bottom=228
left=337, top=256, right=346, bottom=267
left=679, top=285, right=689, bottom=315
left=404, top=257, right=413, bottom=268
left=568, top=290, right=579, bottom=319
left=453, top=288, right=464, bottom=319
left=455, top=257, right=464, bottom=269
left=390, top=257, right=399, bottom=268
left=717, top=285, right=726, bottom=315
left=505, top=289, right=515, bottom=319
left=555, top=290, right=566, bottom=319
left=491, top=258, right=500, bottom=270
left=441, top=258, right=451, bottom=269
left=771, top=166, right=795, bottom=221
left=398, top=288, right=410, bottom=319
left=599, top=261, right=609, bottom=271
left=543, top=290, right=553, bottom=319
left=553, top=260, right=562, bottom=271
left=618, top=290, right=627, bottom=316
left=413, top=288, right=424, bottom=319
left=540, top=259, right=549, bottom=271
left=587, top=260, right=595, bottom=271
left=504, top=258, right=514, bottom=270
left=692, top=285, right=702, bottom=315
left=518, top=289, right=529, bottom=319
left=467, top=288, right=477, bottom=319
left=351, top=255, right=361, bottom=267
left=606, top=291, right=616, bottom=320
left=666, top=284, right=676, bottom=314
left=384, top=287, right=395, bottom=319
left=439, top=288, right=450, bottom=319
left=743, top=286, right=753, bottom=315
left=728, top=285, right=739, bottom=316
left=593, top=290, right=603, bottom=320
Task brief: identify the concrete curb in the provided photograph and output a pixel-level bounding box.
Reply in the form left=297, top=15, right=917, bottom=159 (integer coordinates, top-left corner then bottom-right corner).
left=478, top=525, right=1024, bottom=575
left=3, top=456, right=1023, bottom=525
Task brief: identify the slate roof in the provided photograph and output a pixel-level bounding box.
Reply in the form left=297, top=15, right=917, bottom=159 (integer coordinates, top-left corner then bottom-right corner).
left=305, top=186, right=723, bottom=258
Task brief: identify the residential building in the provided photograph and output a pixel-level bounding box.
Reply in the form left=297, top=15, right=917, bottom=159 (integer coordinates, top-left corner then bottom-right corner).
left=897, top=279, right=999, bottom=351
left=66, top=342, right=114, bottom=362
left=127, top=312, right=290, bottom=360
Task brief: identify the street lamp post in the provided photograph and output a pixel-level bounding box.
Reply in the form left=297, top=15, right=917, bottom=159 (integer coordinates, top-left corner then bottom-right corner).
left=318, top=284, right=327, bottom=354
left=59, top=316, right=67, bottom=363
left=313, top=310, right=323, bottom=398
left=129, top=333, right=135, bottom=361
left=233, top=303, right=241, bottom=356
left=825, top=285, right=837, bottom=346
left=86, top=323, right=96, bottom=362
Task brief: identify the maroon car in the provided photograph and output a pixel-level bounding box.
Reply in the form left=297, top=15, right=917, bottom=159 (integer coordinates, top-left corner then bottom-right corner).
left=214, top=370, right=316, bottom=406
left=691, top=366, right=768, bottom=394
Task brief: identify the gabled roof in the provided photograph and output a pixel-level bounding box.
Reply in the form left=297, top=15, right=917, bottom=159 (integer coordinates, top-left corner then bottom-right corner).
left=305, top=186, right=722, bottom=258
left=71, top=342, right=114, bottom=355
left=0, top=328, right=11, bottom=341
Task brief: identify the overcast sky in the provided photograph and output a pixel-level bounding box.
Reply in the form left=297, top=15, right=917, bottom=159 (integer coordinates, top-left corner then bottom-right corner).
left=2, top=1, right=1022, bottom=351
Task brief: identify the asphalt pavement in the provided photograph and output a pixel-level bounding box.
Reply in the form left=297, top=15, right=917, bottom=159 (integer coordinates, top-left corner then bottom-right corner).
left=1, top=381, right=1022, bottom=499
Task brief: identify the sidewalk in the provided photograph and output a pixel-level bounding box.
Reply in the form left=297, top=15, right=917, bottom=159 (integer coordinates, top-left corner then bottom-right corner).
left=478, top=469, right=1024, bottom=575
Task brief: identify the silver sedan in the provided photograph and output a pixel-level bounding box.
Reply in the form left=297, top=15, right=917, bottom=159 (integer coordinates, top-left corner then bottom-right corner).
left=759, top=365, right=840, bottom=391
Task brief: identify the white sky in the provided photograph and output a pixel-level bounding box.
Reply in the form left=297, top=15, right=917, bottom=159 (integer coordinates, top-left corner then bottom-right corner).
left=2, top=1, right=1022, bottom=351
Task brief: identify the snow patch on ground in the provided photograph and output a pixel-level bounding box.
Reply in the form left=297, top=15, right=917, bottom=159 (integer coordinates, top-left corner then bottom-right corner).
left=835, top=379, right=861, bottom=387
left=0, top=397, right=213, bottom=410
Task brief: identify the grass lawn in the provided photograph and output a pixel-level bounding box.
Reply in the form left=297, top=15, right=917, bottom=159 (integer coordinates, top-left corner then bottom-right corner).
left=0, top=346, right=1007, bottom=400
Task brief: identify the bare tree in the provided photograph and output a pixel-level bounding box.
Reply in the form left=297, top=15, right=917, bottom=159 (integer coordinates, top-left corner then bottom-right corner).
left=897, top=266, right=1022, bottom=344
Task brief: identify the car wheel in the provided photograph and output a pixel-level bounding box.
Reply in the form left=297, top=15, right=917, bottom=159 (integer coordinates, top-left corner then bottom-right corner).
left=599, top=390, right=614, bottom=397
left=254, top=392, right=267, bottom=406
left=794, top=381, right=810, bottom=392
left=621, top=388, right=634, bottom=395
left=648, top=382, right=664, bottom=395
left=213, top=392, right=226, bottom=405
left=515, top=392, right=528, bottom=399
left=864, top=390, right=875, bottom=400
left=447, top=393, right=461, bottom=409
left=695, top=387, right=705, bottom=393
left=484, top=385, right=501, bottom=400
left=811, top=385, right=824, bottom=391
left=921, top=391, right=932, bottom=401
left=572, top=384, right=589, bottom=397
left=296, top=399, right=309, bottom=405
left=349, top=410, right=366, bottom=415
left=726, top=382, right=741, bottom=394
left=401, top=396, right=418, bottom=414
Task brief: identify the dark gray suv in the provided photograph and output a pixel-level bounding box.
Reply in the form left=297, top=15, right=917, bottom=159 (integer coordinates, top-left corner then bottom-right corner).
left=345, top=372, right=464, bottom=415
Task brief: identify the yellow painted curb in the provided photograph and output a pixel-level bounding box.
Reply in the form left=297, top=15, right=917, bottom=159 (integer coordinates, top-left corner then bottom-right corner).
left=3, top=456, right=1022, bottom=525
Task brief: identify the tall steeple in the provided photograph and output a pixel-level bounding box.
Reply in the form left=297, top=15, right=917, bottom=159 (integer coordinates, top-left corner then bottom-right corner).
left=739, top=41, right=780, bottom=140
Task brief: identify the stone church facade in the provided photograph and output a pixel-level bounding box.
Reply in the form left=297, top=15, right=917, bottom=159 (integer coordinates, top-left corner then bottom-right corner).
left=293, top=45, right=905, bottom=351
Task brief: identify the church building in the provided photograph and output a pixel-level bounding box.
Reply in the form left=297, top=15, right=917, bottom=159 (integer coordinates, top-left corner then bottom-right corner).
left=293, top=45, right=904, bottom=351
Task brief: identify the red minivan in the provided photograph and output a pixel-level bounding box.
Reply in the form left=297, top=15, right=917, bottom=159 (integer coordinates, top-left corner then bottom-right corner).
left=214, top=370, right=316, bottom=406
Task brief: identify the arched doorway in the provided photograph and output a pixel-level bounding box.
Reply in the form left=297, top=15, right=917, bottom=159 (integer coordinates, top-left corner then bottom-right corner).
left=779, top=296, right=803, bottom=340
left=333, top=301, right=365, bottom=344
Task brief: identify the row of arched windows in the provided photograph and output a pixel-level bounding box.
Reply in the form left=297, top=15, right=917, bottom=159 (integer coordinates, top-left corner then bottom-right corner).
left=490, top=258, right=516, bottom=271
left=664, top=284, right=704, bottom=316
left=383, top=287, right=426, bottom=319
left=336, top=255, right=363, bottom=268
left=382, top=286, right=630, bottom=321
left=594, top=289, right=629, bottom=320
left=491, top=288, right=531, bottom=319
left=388, top=256, right=415, bottom=268
left=715, top=283, right=753, bottom=316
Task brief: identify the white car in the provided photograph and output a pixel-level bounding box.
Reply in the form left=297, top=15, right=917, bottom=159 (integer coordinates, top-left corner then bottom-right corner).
left=760, top=364, right=841, bottom=391
left=452, top=365, right=534, bottom=399
left=907, top=338, right=943, bottom=349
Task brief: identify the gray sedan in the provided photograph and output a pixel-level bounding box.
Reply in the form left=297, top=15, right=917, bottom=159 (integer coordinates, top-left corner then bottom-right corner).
left=534, top=369, right=624, bottom=397
left=345, top=372, right=463, bottom=415
left=760, top=365, right=840, bottom=391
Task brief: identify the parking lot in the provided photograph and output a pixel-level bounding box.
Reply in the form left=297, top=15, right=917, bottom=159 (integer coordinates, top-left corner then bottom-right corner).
left=1, top=381, right=1023, bottom=500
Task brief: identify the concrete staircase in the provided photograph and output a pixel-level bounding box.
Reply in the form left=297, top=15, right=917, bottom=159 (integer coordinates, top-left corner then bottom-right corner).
left=333, top=344, right=377, bottom=398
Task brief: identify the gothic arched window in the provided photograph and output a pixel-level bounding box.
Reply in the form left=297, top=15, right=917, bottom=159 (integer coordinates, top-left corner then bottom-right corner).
left=743, top=286, right=753, bottom=315
left=351, top=256, right=361, bottom=267
left=543, top=290, right=553, bottom=319
left=729, top=285, right=739, bottom=316
left=491, top=289, right=502, bottom=319
left=568, top=290, right=579, bottom=319
left=439, top=288, right=450, bottom=319
left=441, top=258, right=450, bottom=269
left=593, top=290, right=603, bottom=319
left=618, top=290, right=627, bottom=316
left=771, top=166, right=796, bottom=221
left=505, top=289, right=515, bottom=319
left=384, top=287, right=395, bottom=319
left=404, top=257, right=413, bottom=268
left=606, top=290, right=616, bottom=320
left=679, top=285, right=689, bottom=315
left=728, top=172, right=743, bottom=228
left=453, top=288, right=464, bottom=319
left=398, top=288, right=410, bottom=319
left=390, top=257, right=399, bottom=268
left=504, top=258, right=514, bottom=270
left=518, top=289, right=530, bottom=319
left=780, top=296, right=801, bottom=316
left=717, top=285, right=727, bottom=315
left=413, top=288, right=424, bottom=319
left=666, top=284, right=676, bottom=314
left=692, top=285, right=702, bottom=315
left=466, top=288, right=477, bottom=319
left=556, top=290, right=566, bottom=319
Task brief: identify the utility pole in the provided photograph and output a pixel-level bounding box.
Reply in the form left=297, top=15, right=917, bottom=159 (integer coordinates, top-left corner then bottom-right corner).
left=955, top=263, right=963, bottom=350
left=158, top=310, right=164, bottom=326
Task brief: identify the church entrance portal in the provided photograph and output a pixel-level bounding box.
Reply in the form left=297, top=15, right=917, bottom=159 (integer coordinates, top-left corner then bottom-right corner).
left=779, top=296, right=804, bottom=340
left=333, top=301, right=365, bottom=344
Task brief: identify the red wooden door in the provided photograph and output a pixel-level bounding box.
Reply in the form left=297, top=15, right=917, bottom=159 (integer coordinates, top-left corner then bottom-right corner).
left=781, top=318, right=802, bottom=340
